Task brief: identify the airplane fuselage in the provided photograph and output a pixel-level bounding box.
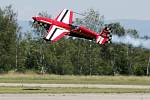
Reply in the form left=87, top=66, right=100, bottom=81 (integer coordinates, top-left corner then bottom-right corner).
left=32, top=16, right=98, bottom=39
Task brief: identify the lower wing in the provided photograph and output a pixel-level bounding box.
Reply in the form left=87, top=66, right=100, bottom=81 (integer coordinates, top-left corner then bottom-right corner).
left=44, top=25, right=69, bottom=42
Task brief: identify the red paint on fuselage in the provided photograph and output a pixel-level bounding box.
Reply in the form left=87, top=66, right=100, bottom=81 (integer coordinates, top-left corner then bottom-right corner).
left=78, top=26, right=98, bottom=38
left=32, top=16, right=72, bottom=31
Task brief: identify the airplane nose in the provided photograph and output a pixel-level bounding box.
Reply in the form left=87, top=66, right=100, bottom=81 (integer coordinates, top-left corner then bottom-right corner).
left=32, top=16, right=36, bottom=20
left=32, top=16, right=38, bottom=25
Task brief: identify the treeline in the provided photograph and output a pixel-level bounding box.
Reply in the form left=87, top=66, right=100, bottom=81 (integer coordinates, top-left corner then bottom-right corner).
left=0, top=6, right=150, bottom=75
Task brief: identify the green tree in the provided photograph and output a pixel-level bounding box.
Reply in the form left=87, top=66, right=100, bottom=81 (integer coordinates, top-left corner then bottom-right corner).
left=0, top=5, right=19, bottom=73
left=126, top=29, right=139, bottom=38
left=74, top=8, right=104, bottom=33
left=106, top=23, right=125, bottom=36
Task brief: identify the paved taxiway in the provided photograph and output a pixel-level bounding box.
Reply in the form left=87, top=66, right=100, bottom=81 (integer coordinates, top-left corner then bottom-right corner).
left=0, top=94, right=150, bottom=100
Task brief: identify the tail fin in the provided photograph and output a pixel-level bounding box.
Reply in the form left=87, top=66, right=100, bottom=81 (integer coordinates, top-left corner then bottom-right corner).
left=96, top=27, right=112, bottom=45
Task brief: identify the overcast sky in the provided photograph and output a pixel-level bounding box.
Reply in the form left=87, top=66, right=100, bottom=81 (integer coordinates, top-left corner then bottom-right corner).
left=0, top=0, right=150, bottom=21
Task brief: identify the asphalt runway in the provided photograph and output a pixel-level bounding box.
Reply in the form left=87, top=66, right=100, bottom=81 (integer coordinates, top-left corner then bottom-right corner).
left=0, top=94, right=150, bottom=100
left=1, top=83, right=150, bottom=89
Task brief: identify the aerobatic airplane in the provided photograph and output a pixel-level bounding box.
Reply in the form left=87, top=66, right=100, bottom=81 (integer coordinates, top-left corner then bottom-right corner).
left=32, top=9, right=112, bottom=45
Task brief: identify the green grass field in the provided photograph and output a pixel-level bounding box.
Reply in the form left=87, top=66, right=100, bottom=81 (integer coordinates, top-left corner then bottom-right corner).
left=0, top=73, right=150, bottom=85
left=0, top=87, right=150, bottom=94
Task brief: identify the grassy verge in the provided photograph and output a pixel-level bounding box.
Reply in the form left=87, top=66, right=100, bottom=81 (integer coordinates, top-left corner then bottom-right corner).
left=0, top=74, right=150, bottom=85
left=0, top=87, right=150, bottom=94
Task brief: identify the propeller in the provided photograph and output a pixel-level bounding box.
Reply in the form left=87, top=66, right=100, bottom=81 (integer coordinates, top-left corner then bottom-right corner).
left=32, top=20, right=38, bottom=27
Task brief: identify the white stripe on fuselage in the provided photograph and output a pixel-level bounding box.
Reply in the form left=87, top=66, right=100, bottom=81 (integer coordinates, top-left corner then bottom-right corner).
left=40, top=20, right=52, bottom=24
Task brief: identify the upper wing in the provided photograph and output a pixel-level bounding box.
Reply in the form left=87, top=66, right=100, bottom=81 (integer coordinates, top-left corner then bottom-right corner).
left=55, top=9, right=73, bottom=24
left=44, top=25, right=69, bottom=42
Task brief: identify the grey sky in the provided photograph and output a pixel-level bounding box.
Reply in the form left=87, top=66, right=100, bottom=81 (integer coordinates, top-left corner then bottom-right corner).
left=0, top=0, right=150, bottom=21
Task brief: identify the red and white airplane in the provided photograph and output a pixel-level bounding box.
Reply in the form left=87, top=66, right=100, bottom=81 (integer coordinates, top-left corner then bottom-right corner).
left=32, top=9, right=112, bottom=45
